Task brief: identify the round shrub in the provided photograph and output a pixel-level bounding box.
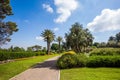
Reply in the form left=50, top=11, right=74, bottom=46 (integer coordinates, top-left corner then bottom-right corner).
left=57, top=53, right=88, bottom=69
left=57, top=54, right=78, bottom=69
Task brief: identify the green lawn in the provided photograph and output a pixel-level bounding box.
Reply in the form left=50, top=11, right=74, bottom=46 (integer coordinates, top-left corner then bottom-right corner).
left=0, top=54, right=58, bottom=80
left=61, top=68, right=120, bottom=80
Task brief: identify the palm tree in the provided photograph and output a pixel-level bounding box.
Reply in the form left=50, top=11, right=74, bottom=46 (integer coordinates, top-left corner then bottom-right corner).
left=56, top=36, right=62, bottom=53
left=41, top=29, right=55, bottom=55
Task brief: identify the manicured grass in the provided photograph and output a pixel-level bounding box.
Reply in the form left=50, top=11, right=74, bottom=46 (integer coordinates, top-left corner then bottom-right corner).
left=0, top=54, right=58, bottom=80
left=61, top=68, right=120, bottom=80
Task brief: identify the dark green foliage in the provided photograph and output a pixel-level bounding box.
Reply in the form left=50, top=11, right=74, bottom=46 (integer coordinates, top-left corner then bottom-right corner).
left=57, top=54, right=87, bottom=69
left=0, top=0, right=18, bottom=45
left=51, top=43, right=59, bottom=52
left=106, top=32, right=120, bottom=48
left=116, top=32, right=120, bottom=42
left=90, top=48, right=120, bottom=56
left=87, top=56, right=120, bottom=67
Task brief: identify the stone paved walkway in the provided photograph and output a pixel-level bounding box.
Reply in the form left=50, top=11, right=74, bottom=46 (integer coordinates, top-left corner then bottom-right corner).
left=10, top=56, right=60, bottom=80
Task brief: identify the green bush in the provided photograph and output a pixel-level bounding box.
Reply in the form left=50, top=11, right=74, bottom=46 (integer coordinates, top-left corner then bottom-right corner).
left=0, top=52, right=35, bottom=61
left=76, top=54, right=88, bottom=67
left=90, top=48, right=120, bottom=56
left=57, top=54, right=77, bottom=69
left=87, top=56, right=120, bottom=67
left=57, top=54, right=87, bottom=69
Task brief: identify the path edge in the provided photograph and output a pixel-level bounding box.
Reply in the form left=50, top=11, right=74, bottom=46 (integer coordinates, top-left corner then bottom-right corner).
left=58, top=69, right=60, bottom=80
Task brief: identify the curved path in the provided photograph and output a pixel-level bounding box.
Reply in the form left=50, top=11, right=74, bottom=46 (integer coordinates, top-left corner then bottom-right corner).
left=10, top=56, right=60, bottom=80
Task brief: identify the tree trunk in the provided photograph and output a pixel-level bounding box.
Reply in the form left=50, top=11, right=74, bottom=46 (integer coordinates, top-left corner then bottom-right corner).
left=58, top=42, right=60, bottom=53
left=47, top=41, right=50, bottom=55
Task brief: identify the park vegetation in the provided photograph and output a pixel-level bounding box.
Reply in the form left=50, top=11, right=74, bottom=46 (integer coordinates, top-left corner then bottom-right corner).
left=0, top=0, right=120, bottom=72
left=56, top=24, right=120, bottom=69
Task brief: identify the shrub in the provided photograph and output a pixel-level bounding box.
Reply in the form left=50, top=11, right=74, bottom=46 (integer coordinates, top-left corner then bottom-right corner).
left=90, top=48, right=120, bottom=56
left=57, top=54, right=87, bottom=69
left=87, top=56, right=120, bottom=67
left=57, top=54, right=77, bottom=69
left=76, top=54, right=88, bottom=67
left=35, top=52, right=46, bottom=56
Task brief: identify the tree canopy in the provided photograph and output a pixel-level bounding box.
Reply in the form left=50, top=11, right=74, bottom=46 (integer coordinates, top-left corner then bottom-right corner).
left=65, top=22, right=94, bottom=53
left=51, top=43, right=59, bottom=52
left=0, top=0, right=18, bottom=45
left=107, top=32, right=120, bottom=47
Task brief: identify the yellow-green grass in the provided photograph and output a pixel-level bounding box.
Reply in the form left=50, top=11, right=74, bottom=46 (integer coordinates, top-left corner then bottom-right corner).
left=61, top=68, right=120, bottom=80
left=0, top=54, right=58, bottom=80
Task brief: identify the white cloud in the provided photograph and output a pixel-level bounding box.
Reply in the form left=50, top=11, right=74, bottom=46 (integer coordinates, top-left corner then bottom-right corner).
left=87, top=9, right=120, bottom=32
left=53, top=27, right=59, bottom=31
left=36, top=36, right=44, bottom=41
left=42, top=4, right=54, bottom=13
left=54, top=0, right=78, bottom=23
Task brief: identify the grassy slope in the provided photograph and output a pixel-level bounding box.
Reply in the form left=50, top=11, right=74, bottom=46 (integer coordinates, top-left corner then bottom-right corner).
left=61, top=68, right=120, bottom=80
left=0, top=54, right=58, bottom=80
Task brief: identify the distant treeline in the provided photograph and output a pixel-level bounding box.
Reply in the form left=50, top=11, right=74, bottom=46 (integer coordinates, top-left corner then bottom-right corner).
left=93, top=32, right=120, bottom=48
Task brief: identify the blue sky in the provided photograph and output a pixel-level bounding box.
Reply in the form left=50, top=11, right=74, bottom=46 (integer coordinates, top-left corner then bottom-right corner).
left=2, top=0, right=120, bottom=49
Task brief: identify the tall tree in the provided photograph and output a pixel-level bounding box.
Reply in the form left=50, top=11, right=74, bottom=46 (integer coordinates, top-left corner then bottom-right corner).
left=0, top=0, right=18, bottom=45
left=108, top=36, right=116, bottom=41
left=65, top=22, right=93, bottom=53
left=41, top=29, right=55, bottom=54
left=107, top=36, right=116, bottom=47
left=116, top=32, right=120, bottom=42
left=56, top=36, right=62, bottom=53
left=93, top=42, right=100, bottom=48
left=107, top=32, right=120, bottom=48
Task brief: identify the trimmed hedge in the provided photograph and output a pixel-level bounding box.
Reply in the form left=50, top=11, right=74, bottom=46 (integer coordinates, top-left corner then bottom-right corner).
left=90, top=48, right=120, bottom=56
left=57, top=54, right=120, bottom=69
left=57, top=54, right=87, bottom=69
left=87, top=56, right=120, bottom=67
left=0, top=51, right=46, bottom=61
